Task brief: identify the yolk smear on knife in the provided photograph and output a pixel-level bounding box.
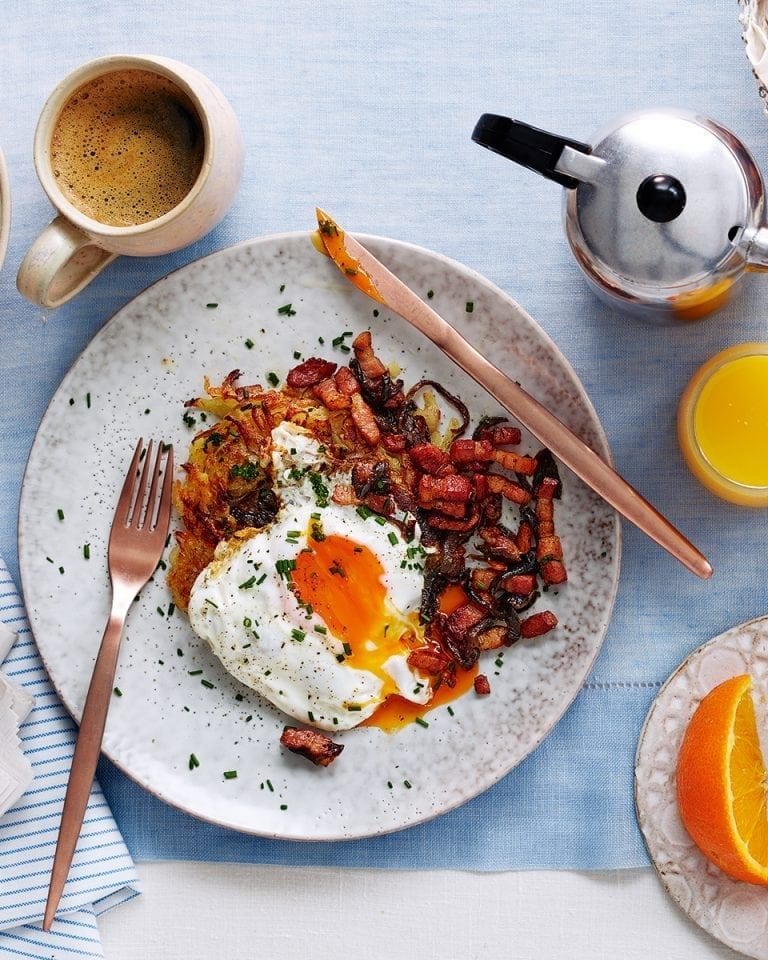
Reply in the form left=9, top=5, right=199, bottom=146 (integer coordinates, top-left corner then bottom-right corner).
left=314, top=208, right=385, bottom=303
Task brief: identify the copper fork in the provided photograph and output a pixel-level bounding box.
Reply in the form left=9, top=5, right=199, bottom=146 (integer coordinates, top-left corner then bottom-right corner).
left=43, top=438, right=174, bottom=931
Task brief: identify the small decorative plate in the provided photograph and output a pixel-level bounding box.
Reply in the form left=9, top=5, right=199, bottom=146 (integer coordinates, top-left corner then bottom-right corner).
left=18, top=233, right=620, bottom=839
left=740, top=0, right=768, bottom=109
left=636, top=616, right=768, bottom=960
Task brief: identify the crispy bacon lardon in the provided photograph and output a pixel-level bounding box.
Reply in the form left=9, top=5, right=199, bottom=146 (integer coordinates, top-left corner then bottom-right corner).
left=280, top=726, right=344, bottom=767
left=168, top=331, right=566, bottom=695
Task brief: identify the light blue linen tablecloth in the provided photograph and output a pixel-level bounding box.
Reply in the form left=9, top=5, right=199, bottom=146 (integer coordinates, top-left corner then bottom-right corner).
left=1, top=0, right=767, bottom=880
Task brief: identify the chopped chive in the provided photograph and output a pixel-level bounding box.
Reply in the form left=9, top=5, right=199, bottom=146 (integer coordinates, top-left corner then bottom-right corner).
left=245, top=715, right=252, bottom=722
left=235, top=693, right=244, bottom=702
left=86, top=392, right=91, bottom=408
left=243, top=616, right=252, bottom=628
left=69, top=397, right=74, bottom=406
left=56, top=508, right=64, bottom=521
left=46, top=557, right=54, bottom=563
left=332, top=717, right=338, bottom=725
left=314, top=625, right=327, bottom=635
left=156, top=606, right=165, bottom=617
left=293, top=350, right=301, bottom=360
left=188, top=669, right=203, bottom=676
left=447, top=706, right=455, bottom=717
left=279, top=284, right=285, bottom=293
left=387, top=780, right=393, bottom=789
left=308, top=710, right=315, bottom=722
left=177, top=648, right=184, bottom=657
left=427, top=289, right=434, bottom=299
left=267, top=372, right=279, bottom=387
left=342, top=642, right=352, bottom=656
left=287, top=530, right=302, bottom=538
left=291, top=628, right=306, bottom=642
left=83, top=543, right=90, bottom=559
left=374, top=515, right=387, bottom=525
left=201, top=679, right=215, bottom=689
left=205, top=598, right=218, bottom=608
left=404, top=779, right=412, bottom=789
left=465, top=301, right=474, bottom=313
left=113, top=687, right=122, bottom=697
left=206, top=302, right=218, bottom=309
left=280, top=804, right=288, bottom=810
left=347, top=704, right=362, bottom=712
left=277, top=303, right=296, bottom=316
left=356, top=505, right=373, bottom=520
left=266, top=779, right=274, bottom=792
left=414, top=717, right=429, bottom=728
left=245, top=338, right=254, bottom=349
left=239, top=575, right=257, bottom=589
left=58, top=566, right=64, bottom=575
left=223, top=770, right=238, bottom=779
left=336, top=654, right=345, bottom=663
left=372, top=309, right=379, bottom=317
left=256, top=573, right=267, bottom=585
left=387, top=532, right=398, bottom=545
left=167, top=602, right=175, bottom=617
left=189, top=753, right=199, bottom=769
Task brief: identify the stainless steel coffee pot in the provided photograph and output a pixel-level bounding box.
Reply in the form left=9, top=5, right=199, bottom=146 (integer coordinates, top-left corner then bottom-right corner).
left=472, top=109, right=768, bottom=322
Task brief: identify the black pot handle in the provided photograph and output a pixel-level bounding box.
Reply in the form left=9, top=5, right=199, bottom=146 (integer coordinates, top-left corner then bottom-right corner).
left=471, top=114, right=591, bottom=189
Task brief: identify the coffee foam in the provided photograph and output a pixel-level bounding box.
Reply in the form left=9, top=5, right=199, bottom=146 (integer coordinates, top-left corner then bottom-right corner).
left=50, top=69, right=204, bottom=227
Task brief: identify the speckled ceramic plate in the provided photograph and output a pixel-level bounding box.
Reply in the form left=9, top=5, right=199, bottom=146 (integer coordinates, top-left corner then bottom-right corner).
left=18, top=233, right=620, bottom=839
left=636, top=617, right=768, bottom=960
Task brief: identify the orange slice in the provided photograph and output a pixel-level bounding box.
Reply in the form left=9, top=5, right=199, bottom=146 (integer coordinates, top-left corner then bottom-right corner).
left=676, top=674, right=768, bottom=884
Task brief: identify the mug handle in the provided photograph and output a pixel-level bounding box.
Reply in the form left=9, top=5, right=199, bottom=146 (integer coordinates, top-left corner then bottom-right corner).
left=17, top=216, right=117, bottom=309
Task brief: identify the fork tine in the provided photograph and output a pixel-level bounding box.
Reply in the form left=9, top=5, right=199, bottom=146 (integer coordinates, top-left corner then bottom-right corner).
left=155, top=445, right=174, bottom=532
left=130, top=439, right=154, bottom=527
left=143, top=443, right=165, bottom=530
left=115, top=438, right=145, bottom=526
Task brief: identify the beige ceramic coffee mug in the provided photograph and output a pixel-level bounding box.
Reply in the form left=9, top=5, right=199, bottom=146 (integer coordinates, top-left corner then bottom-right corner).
left=17, top=54, right=243, bottom=308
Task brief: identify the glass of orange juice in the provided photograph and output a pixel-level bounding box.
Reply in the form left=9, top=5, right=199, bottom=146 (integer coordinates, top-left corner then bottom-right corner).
left=677, top=343, right=768, bottom=506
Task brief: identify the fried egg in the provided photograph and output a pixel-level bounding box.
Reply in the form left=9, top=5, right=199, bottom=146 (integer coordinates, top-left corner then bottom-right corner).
left=187, top=424, right=431, bottom=730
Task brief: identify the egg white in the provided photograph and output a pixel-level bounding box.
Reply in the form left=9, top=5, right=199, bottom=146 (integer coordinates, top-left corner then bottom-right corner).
left=187, top=425, right=430, bottom=731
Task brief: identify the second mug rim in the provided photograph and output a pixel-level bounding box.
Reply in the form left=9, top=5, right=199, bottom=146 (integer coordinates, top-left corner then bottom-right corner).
left=33, top=53, right=215, bottom=240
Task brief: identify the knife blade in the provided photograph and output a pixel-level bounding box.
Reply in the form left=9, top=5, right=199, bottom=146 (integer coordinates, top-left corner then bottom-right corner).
left=314, top=209, right=712, bottom=580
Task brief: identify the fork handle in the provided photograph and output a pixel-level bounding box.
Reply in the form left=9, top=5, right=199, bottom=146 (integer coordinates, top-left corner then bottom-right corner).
left=43, top=598, right=130, bottom=930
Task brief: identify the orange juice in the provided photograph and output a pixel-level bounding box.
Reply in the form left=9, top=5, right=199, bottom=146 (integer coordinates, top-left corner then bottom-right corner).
left=678, top=344, right=768, bottom=506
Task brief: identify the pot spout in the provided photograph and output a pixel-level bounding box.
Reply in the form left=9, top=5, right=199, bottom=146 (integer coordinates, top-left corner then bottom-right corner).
left=741, top=225, right=768, bottom=272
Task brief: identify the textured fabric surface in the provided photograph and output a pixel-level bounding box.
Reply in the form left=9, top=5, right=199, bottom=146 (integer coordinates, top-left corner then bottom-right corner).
left=0, top=0, right=766, bottom=874
left=0, top=557, right=139, bottom=959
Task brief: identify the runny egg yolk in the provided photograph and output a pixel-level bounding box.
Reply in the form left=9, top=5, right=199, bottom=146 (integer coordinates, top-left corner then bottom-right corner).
left=292, top=533, right=424, bottom=698
left=364, top=581, right=478, bottom=732
left=293, top=543, right=478, bottom=732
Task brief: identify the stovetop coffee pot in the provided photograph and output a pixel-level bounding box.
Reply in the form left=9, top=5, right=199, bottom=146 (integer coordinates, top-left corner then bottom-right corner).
left=472, top=109, right=768, bottom=322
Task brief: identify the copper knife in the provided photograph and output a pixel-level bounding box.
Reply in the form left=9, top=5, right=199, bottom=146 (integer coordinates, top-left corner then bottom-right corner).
left=314, top=209, right=712, bottom=580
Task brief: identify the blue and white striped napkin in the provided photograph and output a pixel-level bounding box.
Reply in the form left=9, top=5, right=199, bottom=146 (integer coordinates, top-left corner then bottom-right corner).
left=0, top=555, right=140, bottom=959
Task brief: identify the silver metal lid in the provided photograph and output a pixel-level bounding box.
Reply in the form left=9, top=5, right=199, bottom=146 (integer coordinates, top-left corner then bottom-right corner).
left=563, top=110, right=761, bottom=299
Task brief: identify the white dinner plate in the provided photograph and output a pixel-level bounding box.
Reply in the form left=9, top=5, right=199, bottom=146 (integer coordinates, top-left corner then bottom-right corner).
left=18, top=233, right=620, bottom=839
